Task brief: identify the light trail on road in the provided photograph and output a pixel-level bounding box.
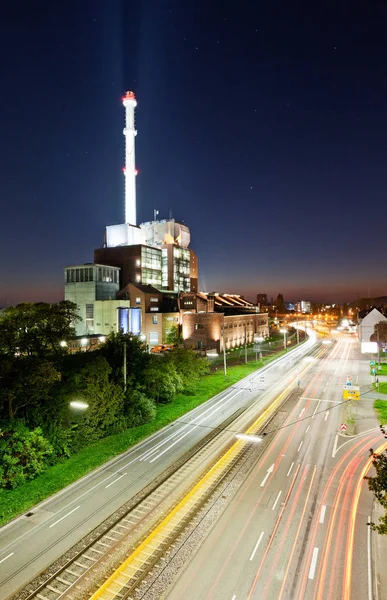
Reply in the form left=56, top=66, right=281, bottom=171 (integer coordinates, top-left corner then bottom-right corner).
left=164, top=336, right=383, bottom=600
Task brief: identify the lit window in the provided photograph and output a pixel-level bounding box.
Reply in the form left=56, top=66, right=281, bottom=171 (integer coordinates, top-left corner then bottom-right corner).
left=153, top=315, right=158, bottom=324
left=150, top=297, right=159, bottom=302
left=150, top=307, right=159, bottom=312
left=136, top=297, right=141, bottom=305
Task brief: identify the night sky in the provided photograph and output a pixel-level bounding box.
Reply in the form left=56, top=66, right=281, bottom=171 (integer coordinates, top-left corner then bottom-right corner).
left=1, top=1, right=387, bottom=306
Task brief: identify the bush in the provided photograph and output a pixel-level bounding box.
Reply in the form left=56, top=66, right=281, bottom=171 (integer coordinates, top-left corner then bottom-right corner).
left=125, top=390, right=156, bottom=427
left=0, top=422, right=53, bottom=489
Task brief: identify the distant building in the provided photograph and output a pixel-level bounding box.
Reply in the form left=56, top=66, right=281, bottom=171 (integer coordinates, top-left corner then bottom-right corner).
left=295, top=300, right=311, bottom=314
left=180, top=292, right=269, bottom=352
left=358, top=308, right=387, bottom=343
left=182, top=312, right=269, bottom=353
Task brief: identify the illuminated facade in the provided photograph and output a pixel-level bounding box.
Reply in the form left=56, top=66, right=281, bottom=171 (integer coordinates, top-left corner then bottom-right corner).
left=64, top=264, right=130, bottom=337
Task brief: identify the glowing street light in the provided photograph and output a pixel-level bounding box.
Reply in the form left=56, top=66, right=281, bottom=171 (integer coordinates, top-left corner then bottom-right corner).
left=236, top=433, right=263, bottom=443
left=59, top=340, right=67, bottom=348
left=70, top=400, right=89, bottom=410
left=254, top=335, right=264, bottom=363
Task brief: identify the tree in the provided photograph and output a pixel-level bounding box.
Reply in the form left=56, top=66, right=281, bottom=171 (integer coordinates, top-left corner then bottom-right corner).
left=0, top=356, right=61, bottom=420
left=99, top=332, right=150, bottom=386
left=165, top=347, right=208, bottom=391
left=165, top=324, right=182, bottom=346
left=72, top=357, right=125, bottom=443
left=365, top=448, right=387, bottom=534
left=0, top=422, right=53, bottom=489
left=124, top=389, right=156, bottom=427
left=275, top=294, right=286, bottom=314
left=143, top=359, right=183, bottom=403
left=371, top=321, right=387, bottom=344
left=0, top=301, right=79, bottom=357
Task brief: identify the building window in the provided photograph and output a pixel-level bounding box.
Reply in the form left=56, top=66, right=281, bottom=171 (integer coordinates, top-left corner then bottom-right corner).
left=152, top=315, right=158, bottom=324
left=89, top=267, right=93, bottom=281
left=76, top=268, right=80, bottom=282
left=150, top=307, right=159, bottom=312
left=86, top=304, right=94, bottom=319
left=194, top=323, right=204, bottom=330
left=150, top=297, right=159, bottom=303
left=149, top=332, right=158, bottom=344
left=136, top=297, right=141, bottom=305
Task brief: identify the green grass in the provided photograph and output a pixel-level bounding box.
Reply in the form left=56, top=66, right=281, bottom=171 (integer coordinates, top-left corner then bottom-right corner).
left=0, top=349, right=287, bottom=527
left=373, top=382, right=387, bottom=395
left=370, top=363, right=387, bottom=376
left=374, top=399, right=387, bottom=424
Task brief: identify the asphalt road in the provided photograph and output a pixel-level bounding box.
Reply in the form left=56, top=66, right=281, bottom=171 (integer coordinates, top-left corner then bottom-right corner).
left=164, top=336, right=383, bottom=600
left=0, top=336, right=316, bottom=599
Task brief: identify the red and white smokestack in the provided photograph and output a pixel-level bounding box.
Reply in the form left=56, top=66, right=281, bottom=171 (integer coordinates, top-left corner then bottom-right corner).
left=122, top=91, right=137, bottom=225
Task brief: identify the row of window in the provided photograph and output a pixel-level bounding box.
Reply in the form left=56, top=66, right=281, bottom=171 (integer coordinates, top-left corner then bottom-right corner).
left=65, top=267, right=119, bottom=284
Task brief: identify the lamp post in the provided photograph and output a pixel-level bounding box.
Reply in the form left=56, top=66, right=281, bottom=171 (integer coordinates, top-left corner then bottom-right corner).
left=254, top=335, right=264, bottom=363
left=280, top=328, right=288, bottom=351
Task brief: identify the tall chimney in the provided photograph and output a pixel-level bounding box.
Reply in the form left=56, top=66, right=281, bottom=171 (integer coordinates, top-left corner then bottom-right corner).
left=122, top=91, right=137, bottom=225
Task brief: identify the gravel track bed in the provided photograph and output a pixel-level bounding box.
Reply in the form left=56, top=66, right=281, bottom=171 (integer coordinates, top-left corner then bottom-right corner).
left=133, top=393, right=300, bottom=600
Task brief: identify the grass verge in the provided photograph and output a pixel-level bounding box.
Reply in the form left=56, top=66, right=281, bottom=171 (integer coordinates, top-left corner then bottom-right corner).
left=374, top=399, right=387, bottom=424
left=373, top=382, right=387, bottom=394
left=370, top=363, right=387, bottom=376
left=0, top=348, right=289, bottom=527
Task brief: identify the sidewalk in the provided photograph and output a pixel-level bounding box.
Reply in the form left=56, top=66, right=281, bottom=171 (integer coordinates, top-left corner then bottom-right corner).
left=355, top=348, right=387, bottom=600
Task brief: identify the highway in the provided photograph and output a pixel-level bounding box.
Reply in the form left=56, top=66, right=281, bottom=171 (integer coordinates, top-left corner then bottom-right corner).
left=164, top=336, right=384, bottom=600
left=0, top=335, right=316, bottom=599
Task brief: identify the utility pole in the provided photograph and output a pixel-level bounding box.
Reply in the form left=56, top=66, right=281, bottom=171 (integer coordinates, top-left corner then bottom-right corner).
left=377, top=326, right=380, bottom=369
left=222, top=323, right=227, bottom=376
left=244, top=324, right=248, bottom=364
left=296, top=313, right=299, bottom=345
left=123, top=340, right=127, bottom=390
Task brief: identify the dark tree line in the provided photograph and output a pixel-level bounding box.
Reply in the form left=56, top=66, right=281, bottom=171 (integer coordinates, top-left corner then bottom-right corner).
left=0, top=302, right=208, bottom=489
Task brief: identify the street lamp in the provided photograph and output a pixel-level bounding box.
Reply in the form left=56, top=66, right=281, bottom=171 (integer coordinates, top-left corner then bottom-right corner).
left=254, top=335, right=264, bottom=363
left=70, top=400, right=89, bottom=410
left=280, top=328, right=288, bottom=351
left=60, top=340, right=67, bottom=348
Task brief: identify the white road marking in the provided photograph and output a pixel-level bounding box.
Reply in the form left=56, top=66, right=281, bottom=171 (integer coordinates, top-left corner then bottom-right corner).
left=49, top=506, right=80, bottom=528
left=300, top=397, right=339, bottom=404
left=0, top=552, right=14, bottom=564
left=272, top=491, right=282, bottom=510
left=319, top=505, right=326, bottom=524
left=105, top=472, right=127, bottom=489
left=299, top=407, right=305, bottom=418
left=312, top=400, right=321, bottom=419
left=332, top=434, right=338, bottom=458
left=333, top=427, right=380, bottom=458
left=308, top=547, right=319, bottom=579
left=324, top=410, right=329, bottom=421
left=298, top=441, right=303, bottom=452
left=287, top=462, right=294, bottom=477
left=260, top=463, right=275, bottom=487
left=147, top=388, right=246, bottom=462
left=249, top=531, right=264, bottom=561
left=305, top=425, right=310, bottom=434
left=368, top=516, right=372, bottom=600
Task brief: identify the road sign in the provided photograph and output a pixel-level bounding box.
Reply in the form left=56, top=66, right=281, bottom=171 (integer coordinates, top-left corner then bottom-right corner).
left=341, top=423, right=347, bottom=432
left=343, top=385, right=360, bottom=400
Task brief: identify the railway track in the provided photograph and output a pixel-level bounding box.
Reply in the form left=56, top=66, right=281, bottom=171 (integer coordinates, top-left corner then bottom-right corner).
left=16, top=343, right=324, bottom=600
left=19, top=403, right=254, bottom=600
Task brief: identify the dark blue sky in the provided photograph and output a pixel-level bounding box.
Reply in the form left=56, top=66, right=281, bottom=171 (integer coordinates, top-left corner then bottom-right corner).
left=1, top=0, right=387, bottom=305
